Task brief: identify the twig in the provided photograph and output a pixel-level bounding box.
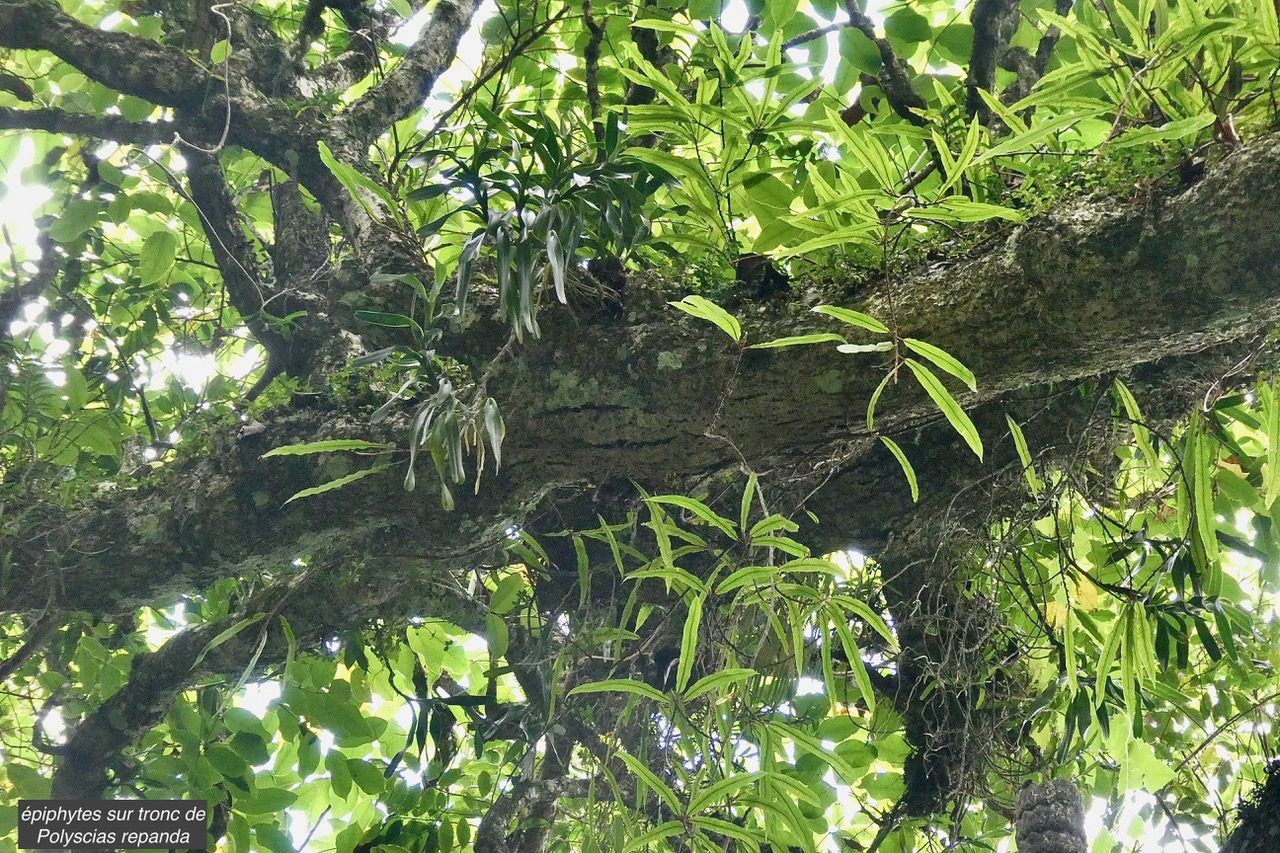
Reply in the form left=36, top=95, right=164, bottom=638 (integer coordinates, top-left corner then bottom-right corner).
left=0, top=612, right=60, bottom=682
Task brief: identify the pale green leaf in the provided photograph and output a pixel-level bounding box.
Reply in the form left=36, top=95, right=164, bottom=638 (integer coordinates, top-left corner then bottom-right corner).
left=905, top=359, right=983, bottom=460
left=813, top=305, right=889, bottom=334
left=902, top=338, right=976, bottom=391
left=569, top=679, right=669, bottom=703
left=263, top=439, right=393, bottom=457
left=748, top=333, right=846, bottom=349
left=669, top=295, right=742, bottom=342
left=282, top=465, right=387, bottom=504
left=880, top=436, right=918, bottom=503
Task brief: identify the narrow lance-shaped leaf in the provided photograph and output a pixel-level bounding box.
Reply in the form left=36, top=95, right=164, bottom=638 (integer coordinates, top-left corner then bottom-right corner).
left=903, top=338, right=976, bottom=391
left=263, top=439, right=393, bottom=457
left=748, top=333, right=846, bottom=350
left=283, top=465, right=389, bottom=504
left=905, top=359, right=983, bottom=460
left=676, top=594, right=704, bottom=693
left=812, top=304, right=889, bottom=334
left=880, top=436, right=919, bottom=502
left=1006, top=415, right=1043, bottom=496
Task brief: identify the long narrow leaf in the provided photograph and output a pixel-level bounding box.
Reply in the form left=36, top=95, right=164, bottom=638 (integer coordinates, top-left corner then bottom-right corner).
left=905, top=359, right=983, bottom=460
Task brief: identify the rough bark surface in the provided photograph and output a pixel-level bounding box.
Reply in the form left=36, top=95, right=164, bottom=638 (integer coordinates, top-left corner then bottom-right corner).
left=1015, top=779, right=1087, bottom=853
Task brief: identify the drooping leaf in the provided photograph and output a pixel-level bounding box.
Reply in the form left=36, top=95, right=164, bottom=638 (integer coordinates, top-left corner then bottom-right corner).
left=905, top=359, right=983, bottom=460
left=669, top=295, right=742, bottom=342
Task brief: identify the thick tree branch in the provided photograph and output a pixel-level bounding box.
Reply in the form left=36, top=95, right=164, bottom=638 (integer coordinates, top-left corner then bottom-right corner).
left=0, top=106, right=176, bottom=145
left=0, top=0, right=211, bottom=109
left=967, top=0, right=1020, bottom=121
left=1015, top=780, right=1087, bottom=853
left=6, top=134, right=1280, bottom=634
left=302, top=0, right=405, bottom=96
left=339, top=0, right=481, bottom=142
left=475, top=778, right=593, bottom=853
left=184, top=152, right=295, bottom=369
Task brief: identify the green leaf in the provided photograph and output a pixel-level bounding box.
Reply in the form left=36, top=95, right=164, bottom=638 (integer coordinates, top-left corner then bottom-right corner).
left=205, top=743, right=251, bottom=779
left=616, top=753, right=683, bottom=814
left=486, top=612, right=510, bottom=658
left=283, top=466, right=388, bottom=504
left=1112, top=380, right=1157, bottom=465
left=1109, top=115, right=1216, bottom=149
left=689, top=772, right=765, bottom=813
left=490, top=573, right=527, bottom=614
left=139, top=230, right=178, bottom=284
left=620, top=821, right=684, bottom=853
left=263, top=439, right=394, bottom=457
left=669, top=295, right=742, bottom=342
left=676, top=594, right=704, bottom=692
left=691, top=816, right=763, bottom=848
left=748, top=333, right=846, bottom=349
left=348, top=758, right=386, bottom=795
left=836, top=342, right=894, bottom=354
left=317, top=140, right=394, bottom=217
left=740, top=471, right=757, bottom=534
left=241, top=787, right=298, bottom=814
left=838, top=27, right=882, bottom=75
left=902, top=338, right=976, bottom=391
left=885, top=8, right=932, bottom=43
left=648, top=494, right=737, bottom=538
left=569, top=679, right=669, bottom=703
left=683, top=667, right=757, bottom=701
left=812, top=305, right=889, bottom=334
left=1266, top=382, right=1280, bottom=508
left=768, top=720, right=862, bottom=784
left=354, top=310, right=415, bottom=328
left=192, top=613, right=266, bottom=669
left=880, top=436, right=918, bottom=502
left=48, top=199, right=101, bottom=243
left=1006, top=415, right=1042, bottom=495
left=904, top=359, right=983, bottom=460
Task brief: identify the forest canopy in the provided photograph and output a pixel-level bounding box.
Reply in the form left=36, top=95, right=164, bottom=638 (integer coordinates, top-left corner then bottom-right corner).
left=2, top=0, right=1280, bottom=851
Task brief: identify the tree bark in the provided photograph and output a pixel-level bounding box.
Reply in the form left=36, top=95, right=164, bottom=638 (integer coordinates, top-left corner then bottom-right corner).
left=1015, top=779, right=1087, bottom=853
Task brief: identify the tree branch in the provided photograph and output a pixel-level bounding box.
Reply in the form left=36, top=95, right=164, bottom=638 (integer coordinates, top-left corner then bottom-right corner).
left=966, top=0, right=1020, bottom=122
left=0, top=0, right=211, bottom=110
left=0, top=106, right=176, bottom=145
left=184, top=152, right=295, bottom=370
left=0, top=612, right=59, bottom=682
left=474, top=778, right=593, bottom=853
left=339, top=0, right=481, bottom=143
left=842, top=0, right=927, bottom=126
left=6, top=133, right=1280, bottom=636
left=49, top=549, right=487, bottom=799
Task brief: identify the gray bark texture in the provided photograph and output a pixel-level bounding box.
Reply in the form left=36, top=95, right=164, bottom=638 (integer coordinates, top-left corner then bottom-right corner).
left=1015, top=780, right=1087, bottom=853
